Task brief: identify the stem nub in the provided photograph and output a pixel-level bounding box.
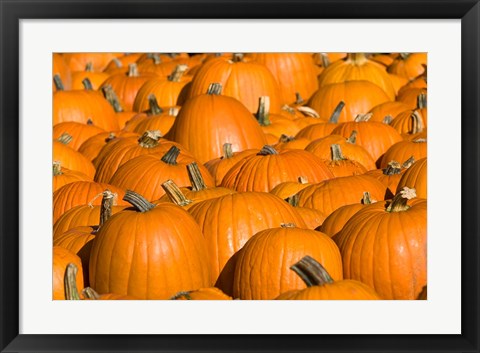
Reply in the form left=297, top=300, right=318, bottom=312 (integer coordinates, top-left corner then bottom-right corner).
left=147, top=94, right=164, bottom=115
left=53, top=161, right=63, bottom=176
left=329, top=101, right=345, bottom=123
left=258, top=145, right=279, bottom=155
left=256, top=96, right=271, bottom=126
left=290, top=256, right=334, bottom=287
left=383, top=161, right=402, bottom=175
left=123, top=190, right=156, bottom=212
left=362, top=191, right=373, bottom=205
left=347, top=52, right=368, bottom=65
left=64, top=263, right=81, bottom=300
left=82, top=78, right=93, bottom=90
left=346, top=130, right=357, bottom=144
left=187, top=162, right=207, bottom=191
left=161, top=180, right=193, bottom=207
left=161, top=146, right=181, bottom=165
left=56, top=132, right=73, bottom=145
left=207, top=83, right=223, bottom=95
left=53, top=75, right=64, bottom=91
left=222, top=143, right=233, bottom=159
left=128, top=63, right=139, bottom=77
left=168, top=64, right=189, bottom=82
left=330, top=144, right=345, bottom=161
left=99, top=190, right=115, bottom=228
left=137, top=130, right=162, bottom=148
left=102, top=85, right=124, bottom=113
left=354, top=113, right=373, bottom=122
left=386, top=187, right=416, bottom=212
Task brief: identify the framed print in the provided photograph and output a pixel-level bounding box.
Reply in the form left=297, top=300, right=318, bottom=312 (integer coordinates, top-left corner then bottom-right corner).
left=1, top=0, right=479, bottom=352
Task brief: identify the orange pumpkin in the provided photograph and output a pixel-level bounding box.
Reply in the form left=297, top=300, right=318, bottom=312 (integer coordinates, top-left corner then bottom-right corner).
left=53, top=161, right=91, bottom=192
left=170, top=287, right=232, bottom=300
left=53, top=246, right=84, bottom=300
left=396, top=157, right=427, bottom=199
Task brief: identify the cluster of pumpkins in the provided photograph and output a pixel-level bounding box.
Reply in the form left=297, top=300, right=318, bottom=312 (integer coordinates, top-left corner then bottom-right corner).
left=52, top=52, right=427, bottom=300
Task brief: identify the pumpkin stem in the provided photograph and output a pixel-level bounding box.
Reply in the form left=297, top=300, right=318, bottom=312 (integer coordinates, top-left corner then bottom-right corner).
left=187, top=162, right=207, bottom=191
left=297, top=106, right=320, bottom=118
left=294, top=92, right=304, bottom=105
left=161, top=180, right=193, bottom=207
left=329, top=101, right=345, bottom=124
left=258, top=145, right=279, bottom=155
left=82, top=78, right=93, bottom=90
left=86, top=119, right=93, bottom=125
left=53, top=75, right=64, bottom=91
left=56, top=132, right=73, bottom=145
left=399, top=53, right=411, bottom=60
left=383, top=115, right=393, bottom=125
left=128, top=63, right=139, bottom=77
left=137, top=130, right=162, bottom=148
left=232, top=53, right=244, bottom=62
left=168, top=64, right=189, bottom=82
left=147, top=94, right=164, bottom=115
left=123, top=190, right=156, bottom=212
left=417, top=93, right=427, bottom=109
left=112, top=58, right=122, bottom=68
left=281, top=104, right=296, bottom=115
left=81, top=287, right=101, bottom=300
left=64, top=263, right=81, bottom=300
left=354, top=113, right=373, bottom=122
left=290, top=256, right=334, bottom=287
left=298, top=176, right=308, bottom=184
left=279, top=134, right=295, bottom=143
left=85, top=62, right=93, bottom=72
left=105, top=132, right=117, bottom=143
left=386, top=187, right=416, bottom=212
left=222, top=143, right=233, bottom=159
left=286, top=194, right=299, bottom=207
left=207, top=83, right=223, bottom=95
left=170, top=291, right=193, bottom=300
left=362, top=191, right=373, bottom=205
left=102, top=85, right=124, bottom=113
left=383, top=161, right=402, bottom=175
left=98, top=190, right=115, bottom=229
left=410, top=111, right=424, bottom=134
left=402, top=156, right=415, bottom=169
left=346, top=130, right=357, bottom=144
left=256, top=96, right=271, bottom=126
left=53, top=161, right=63, bottom=176
left=280, top=223, right=296, bottom=228
left=319, top=53, right=330, bottom=68
left=330, top=144, right=345, bottom=161
left=161, top=146, right=181, bottom=165
left=347, top=53, right=368, bottom=65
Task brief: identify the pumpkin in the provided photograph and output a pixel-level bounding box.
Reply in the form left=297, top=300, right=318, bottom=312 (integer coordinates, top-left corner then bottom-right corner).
left=132, top=64, right=191, bottom=112
left=104, top=53, right=143, bottom=74
left=256, top=96, right=301, bottom=139
left=99, top=63, right=156, bottom=111
left=221, top=145, right=334, bottom=192
left=53, top=77, right=119, bottom=131
left=276, top=256, right=381, bottom=300
left=305, top=132, right=376, bottom=171
left=101, top=85, right=139, bottom=129
left=53, top=135, right=96, bottom=178
left=318, top=191, right=375, bottom=237
left=53, top=54, right=72, bottom=91
left=78, top=131, right=139, bottom=162
left=53, top=161, right=91, bottom=192
left=249, top=53, right=319, bottom=104
left=53, top=246, right=84, bottom=300
left=232, top=224, right=343, bottom=300
left=308, top=80, right=391, bottom=123
left=203, top=143, right=259, bottom=186
left=71, top=62, right=109, bottom=90
left=286, top=194, right=327, bottom=230
left=318, top=53, right=396, bottom=100
left=319, top=144, right=368, bottom=177
left=109, top=147, right=214, bottom=201
left=334, top=187, right=427, bottom=299
left=52, top=181, right=128, bottom=223
left=170, top=287, right=232, bottom=300
left=397, top=87, right=427, bottom=110
left=295, top=101, right=345, bottom=140
left=387, top=53, right=427, bottom=80
left=89, top=190, right=211, bottom=299
left=380, top=138, right=426, bottom=169
left=368, top=101, right=411, bottom=123
left=53, top=121, right=105, bottom=151
left=188, top=192, right=306, bottom=281
left=273, top=135, right=312, bottom=151
left=297, top=174, right=388, bottom=217
left=269, top=176, right=311, bottom=200
left=365, top=157, right=415, bottom=199
left=390, top=110, right=427, bottom=136
left=63, top=52, right=121, bottom=72
left=166, top=83, right=268, bottom=164
left=396, top=157, right=427, bottom=199
left=185, top=54, right=284, bottom=114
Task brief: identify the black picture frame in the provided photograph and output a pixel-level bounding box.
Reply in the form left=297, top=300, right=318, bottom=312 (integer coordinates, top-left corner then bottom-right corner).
left=1, top=0, right=479, bottom=352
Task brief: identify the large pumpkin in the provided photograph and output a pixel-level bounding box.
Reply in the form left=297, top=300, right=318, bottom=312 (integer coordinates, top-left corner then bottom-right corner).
left=89, top=191, right=212, bottom=299
left=53, top=246, right=84, bottom=300
left=334, top=187, right=427, bottom=299
left=233, top=225, right=343, bottom=300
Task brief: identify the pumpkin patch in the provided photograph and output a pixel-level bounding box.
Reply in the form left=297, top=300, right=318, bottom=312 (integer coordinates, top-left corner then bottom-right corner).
left=52, top=52, right=427, bottom=301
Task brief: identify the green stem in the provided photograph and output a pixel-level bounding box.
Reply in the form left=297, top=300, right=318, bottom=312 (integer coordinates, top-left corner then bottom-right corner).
left=123, top=190, right=156, bottom=212
left=53, top=75, right=64, bottom=91
left=147, top=94, right=164, bottom=115
left=256, top=96, right=271, bottom=126
left=329, top=101, right=345, bottom=123
left=160, top=146, right=180, bottom=165
left=290, top=256, right=334, bottom=287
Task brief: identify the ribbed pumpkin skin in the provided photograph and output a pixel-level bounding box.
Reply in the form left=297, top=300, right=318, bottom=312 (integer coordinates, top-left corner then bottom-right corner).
left=368, top=101, right=410, bottom=122
left=53, top=54, right=72, bottom=91
left=63, top=53, right=120, bottom=72
left=387, top=53, right=427, bottom=80
left=233, top=227, right=343, bottom=300
left=331, top=121, right=403, bottom=164
left=185, top=57, right=283, bottom=114
left=319, top=203, right=366, bottom=237
left=188, top=192, right=307, bottom=280
left=89, top=203, right=211, bottom=299
left=53, top=204, right=127, bottom=239
left=250, top=53, right=319, bottom=104
left=380, top=140, right=427, bottom=169
left=53, top=246, right=84, bottom=300
left=71, top=70, right=109, bottom=90
left=295, top=122, right=339, bottom=141
left=308, top=81, right=391, bottom=123
left=78, top=132, right=140, bottom=162
left=221, top=149, right=334, bottom=192
left=305, top=135, right=376, bottom=171
left=53, top=141, right=96, bottom=179
left=297, top=175, right=387, bottom=217
left=53, top=122, right=106, bottom=151
left=52, top=181, right=128, bottom=223
left=109, top=153, right=214, bottom=201
left=396, top=158, right=427, bottom=199
left=276, top=280, right=381, bottom=300
left=364, top=168, right=406, bottom=199
left=53, top=165, right=91, bottom=192
left=133, top=77, right=190, bottom=112
left=269, top=180, right=311, bottom=200
left=334, top=198, right=427, bottom=300
left=318, top=53, right=396, bottom=100
left=171, top=287, right=232, bottom=300
left=397, top=88, right=427, bottom=109
left=53, top=90, right=119, bottom=131
left=166, top=93, right=267, bottom=164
